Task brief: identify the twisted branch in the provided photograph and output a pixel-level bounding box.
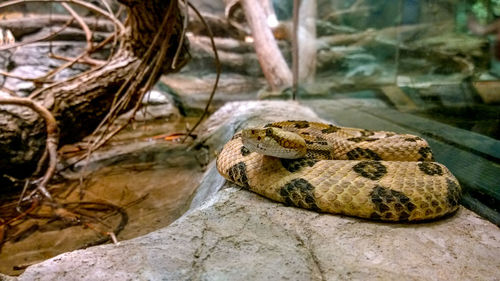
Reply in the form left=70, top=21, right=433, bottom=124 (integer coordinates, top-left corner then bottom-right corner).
left=0, top=97, right=59, bottom=200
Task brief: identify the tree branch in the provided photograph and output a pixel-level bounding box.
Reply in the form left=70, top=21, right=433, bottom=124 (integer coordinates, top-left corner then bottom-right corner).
left=0, top=0, right=125, bottom=34
left=0, top=97, right=59, bottom=200
left=240, top=0, right=292, bottom=90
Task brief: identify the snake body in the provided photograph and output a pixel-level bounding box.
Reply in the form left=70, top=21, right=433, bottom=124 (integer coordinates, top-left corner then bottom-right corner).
left=216, top=121, right=461, bottom=221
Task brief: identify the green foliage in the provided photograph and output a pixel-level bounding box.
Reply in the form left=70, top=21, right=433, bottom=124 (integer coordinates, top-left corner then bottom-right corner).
left=472, top=1, right=489, bottom=23
left=471, top=0, right=500, bottom=23
left=493, top=0, right=500, bottom=16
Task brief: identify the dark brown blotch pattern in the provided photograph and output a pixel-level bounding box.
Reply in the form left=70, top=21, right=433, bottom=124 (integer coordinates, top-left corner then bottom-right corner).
left=280, top=178, right=320, bottom=211
left=370, top=185, right=416, bottom=221
left=346, top=148, right=382, bottom=160
left=241, top=146, right=250, bottom=156
left=292, top=120, right=310, bottom=129
left=306, top=140, right=328, bottom=146
left=446, top=178, right=461, bottom=207
left=360, top=130, right=375, bottom=137
left=418, top=146, right=434, bottom=161
left=305, top=149, right=334, bottom=160
left=321, top=124, right=340, bottom=134
left=347, top=137, right=379, bottom=143
left=352, top=161, right=387, bottom=180
left=404, top=136, right=423, bottom=142
left=314, top=136, right=329, bottom=146
left=280, top=158, right=318, bottom=173
left=228, top=162, right=249, bottom=188
left=418, top=162, right=444, bottom=176
left=264, top=123, right=282, bottom=129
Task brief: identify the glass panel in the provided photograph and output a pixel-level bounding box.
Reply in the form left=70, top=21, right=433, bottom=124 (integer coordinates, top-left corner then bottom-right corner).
left=308, top=0, right=499, bottom=224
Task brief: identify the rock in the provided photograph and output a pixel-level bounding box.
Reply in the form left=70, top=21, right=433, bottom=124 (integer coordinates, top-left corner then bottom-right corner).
left=21, top=27, right=110, bottom=44
left=159, top=73, right=267, bottom=112
left=3, top=42, right=91, bottom=95
left=188, top=0, right=225, bottom=16
left=14, top=185, right=500, bottom=281
left=473, top=80, right=500, bottom=104
left=12, top=101, right=500, bottom=281
left=0, top=274, right=15, bottom=281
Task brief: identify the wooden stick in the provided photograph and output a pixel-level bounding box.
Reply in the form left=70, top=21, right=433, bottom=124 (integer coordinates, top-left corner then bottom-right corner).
left=61, top=2, right=93, bottom=51
left=0, top=17, right=75, bottom=52
left=241, top=0, right=291, bottom=90
left=292, top=0, right=300, bottom=100
left=0, top=0, right=125, bottom=34
left=181, top=1, right=220, bottom=142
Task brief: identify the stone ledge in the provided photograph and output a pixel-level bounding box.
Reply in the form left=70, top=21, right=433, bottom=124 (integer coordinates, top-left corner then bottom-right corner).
left=12, top=101, right=500, bottom=281
left=15, top=179, right=500, bottom=281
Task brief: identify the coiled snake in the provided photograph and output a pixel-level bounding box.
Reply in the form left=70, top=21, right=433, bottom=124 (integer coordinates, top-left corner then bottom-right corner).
left=216, top=121, right=461, bottom=221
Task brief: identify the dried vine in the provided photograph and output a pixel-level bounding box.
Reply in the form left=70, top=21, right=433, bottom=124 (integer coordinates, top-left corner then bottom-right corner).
left=0, top=97, right=59, bottom=200
left=0, top=0, right=191, bottom=250
left=182, top=1, right=221, bottom=142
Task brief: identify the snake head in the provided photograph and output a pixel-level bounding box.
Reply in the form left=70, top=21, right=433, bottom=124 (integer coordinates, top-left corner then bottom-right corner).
left=241, top=127, right=307, bottom=158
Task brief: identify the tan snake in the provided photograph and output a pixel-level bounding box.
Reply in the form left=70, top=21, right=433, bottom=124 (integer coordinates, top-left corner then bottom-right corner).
left=216, top=121, right=461, bottom=221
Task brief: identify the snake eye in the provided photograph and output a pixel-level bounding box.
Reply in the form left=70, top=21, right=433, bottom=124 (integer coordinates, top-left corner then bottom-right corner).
left=265, top=128, right=273, bottom=136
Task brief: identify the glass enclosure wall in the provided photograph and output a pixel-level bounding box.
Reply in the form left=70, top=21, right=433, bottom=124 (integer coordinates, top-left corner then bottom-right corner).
left=282, top=0, right=499, bottom=224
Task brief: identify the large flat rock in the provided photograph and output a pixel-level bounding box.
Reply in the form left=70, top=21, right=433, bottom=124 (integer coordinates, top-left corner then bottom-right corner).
left=13, top=184, right=500, bottom=281
left=10, top=101, right=500, bottom=281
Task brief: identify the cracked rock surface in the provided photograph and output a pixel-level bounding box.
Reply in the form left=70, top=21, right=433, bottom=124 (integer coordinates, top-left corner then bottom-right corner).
left=9, top=101, right=500, bottom=281
left=12, top=185, right=500, bottom=281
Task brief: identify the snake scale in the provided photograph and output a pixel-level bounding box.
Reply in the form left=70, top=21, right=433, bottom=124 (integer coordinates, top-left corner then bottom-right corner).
left=216, top=121, right=461, bottom=221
